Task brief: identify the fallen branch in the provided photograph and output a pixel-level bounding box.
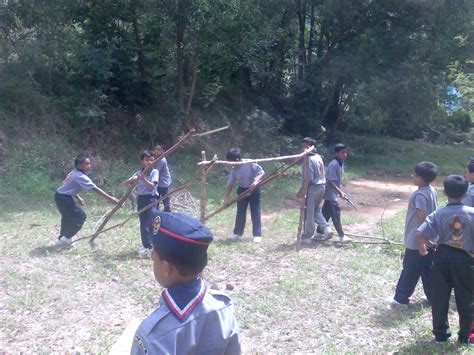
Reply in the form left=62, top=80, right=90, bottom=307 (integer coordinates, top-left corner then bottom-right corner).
left=88, top=131, right=195, bottom=243
left=191, top=125, right=229, bottom=138
left=74, top=155, right=218, bottom=244
left=296, top=155, right=310, bottom=251
left=204, top=152, right=308, bottom=222
left=198, top=150, right=311, bottom=166
left=345, top=233, right=403, bottom=246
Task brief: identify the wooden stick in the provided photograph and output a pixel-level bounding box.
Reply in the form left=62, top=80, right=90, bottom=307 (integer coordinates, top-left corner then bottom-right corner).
left=88, top=131, right=195, bottom=243
left=192, top=125, right=229, bottom=138
left=203, top=154, right=306, bottom=222
left=345, top=233, right=403, bottom=246
left=200, top=151, right=207, bottom=222
left=198, top=150, right=312, bottom=166
left=74, top=155, right=218, bottom=244
left=296, top=155, right=310, bottom=251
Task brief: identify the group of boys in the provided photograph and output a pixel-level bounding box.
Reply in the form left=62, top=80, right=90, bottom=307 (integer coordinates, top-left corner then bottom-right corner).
left=389, top=158, right=474, bottom=346
left=298, top=137, right=351, bottom=246
left=54, top=143, right=473, bottom=352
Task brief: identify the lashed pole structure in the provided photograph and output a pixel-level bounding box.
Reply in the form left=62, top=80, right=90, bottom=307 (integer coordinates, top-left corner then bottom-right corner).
left=201, top=146, right=315, bottom=250
left=86, top=126, right=228, bottom=243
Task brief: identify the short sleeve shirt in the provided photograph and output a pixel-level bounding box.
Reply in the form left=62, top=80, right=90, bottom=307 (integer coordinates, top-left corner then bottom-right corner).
left=404, top=186, right=438, bottom=249
left=131, top=168, right=159, bottom=196
left=417, top=203, right=474, bottom=254
left=324, top=158, right=344, bottom=201
left=462, top=184, right=474, bottom=207
left=227, top=161, right=264, bottom=188
left=56, top=169, right=96, bottom=195
left=153, top=158, right=172, bottom=188
left=301, top=154, right=326, bottom=186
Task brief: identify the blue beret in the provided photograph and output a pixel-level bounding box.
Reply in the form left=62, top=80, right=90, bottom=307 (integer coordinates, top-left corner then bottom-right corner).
left=150, top=210, right=213, bottom=258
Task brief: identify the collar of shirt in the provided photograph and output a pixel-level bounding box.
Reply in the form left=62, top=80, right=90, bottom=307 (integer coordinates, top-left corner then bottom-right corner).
left=446, top=202, right=464, bottom=207
left=334, top=157, right=344, bottom=167
left=162, top=278, right=206, bottom=321
left=76, top=168, right=86, bottom=174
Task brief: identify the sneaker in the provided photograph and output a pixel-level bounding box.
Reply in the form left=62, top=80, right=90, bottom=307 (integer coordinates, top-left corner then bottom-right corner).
left=339, top=235, right=352, bottom=243
left=300, top=238, right=313, bottom=245
left=55, top=236, right=73, bottom=246
left=229, top=233, right=241, bottom=240
left=313, top=229, right=333, bottom=241
left=138, top=246, right=149, bottom=257
left=388, top=298, right=408, bottom=308
left=253, top=236, right=262, bottom=243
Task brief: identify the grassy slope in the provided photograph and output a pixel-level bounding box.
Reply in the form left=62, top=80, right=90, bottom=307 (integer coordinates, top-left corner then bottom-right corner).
left=0, top=134, right=473, bottom=352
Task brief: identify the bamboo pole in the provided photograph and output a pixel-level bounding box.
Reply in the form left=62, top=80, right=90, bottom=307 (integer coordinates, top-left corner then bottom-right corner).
left=88, top=131, right=195, bottom=243
left=198, top=150, right=311, bottom=166
left=74, top=155, right=218, bottom=244
left=200, top=151, right=207, bottom=223
left=296, top=154, right=310, bottom=251
left=203, top=153, right=307, bottom=222
left=192, top=125, right=229, bottom=138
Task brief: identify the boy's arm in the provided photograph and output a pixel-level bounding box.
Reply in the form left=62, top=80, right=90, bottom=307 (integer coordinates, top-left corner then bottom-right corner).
left=138, top=173, right=157, bottom=190
left=122, top=176, right=138, bottom=186
left=223, top=185, right=233, bottom=206
left=75, top=194, right=85, bottom=205
left=93, top=187, right=120, bottom=204
left=416, top=231, right=430, bottom=256
left=329, top=180, right=346, bottom=199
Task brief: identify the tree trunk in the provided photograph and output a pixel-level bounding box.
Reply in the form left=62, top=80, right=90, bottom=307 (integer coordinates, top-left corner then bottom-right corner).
left=297, top=0, right=307, bottom=81
left=176, top=0, right=186, bottom=111
left=307, top=4, right=315, bottom=64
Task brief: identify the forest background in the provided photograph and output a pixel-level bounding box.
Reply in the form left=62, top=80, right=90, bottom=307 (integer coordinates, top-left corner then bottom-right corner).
left=1, top=1, right=474, bottom=352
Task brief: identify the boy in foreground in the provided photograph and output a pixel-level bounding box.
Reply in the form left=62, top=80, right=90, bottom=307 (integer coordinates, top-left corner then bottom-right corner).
left=131, top=211, right=241, bottom=354
left=389, top=161, right=438, bottom=307
left=416, top=175, right=473, bottom=345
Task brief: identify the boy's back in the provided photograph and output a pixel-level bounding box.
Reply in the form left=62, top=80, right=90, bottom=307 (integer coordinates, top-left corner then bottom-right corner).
left=420, top=203, right=474, bottom=253
left=132, top=284, right=240, bottom=354
left=404, top=185, right=438, bottom=250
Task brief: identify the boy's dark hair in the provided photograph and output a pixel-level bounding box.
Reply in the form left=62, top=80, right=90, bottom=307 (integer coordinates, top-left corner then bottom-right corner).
left=468, top=157, right=474, bottom=173
left=155, top=143, right=166, bottom=150
left=156, top=247, right=207, bottom=277
left=414, top=161, right=437, bottom=184
left=140, top=149, right=154, bottom=161
left=334, top=143, right=347, bottom=153
left=74, top=154, right=89, bottom=169
left=301, top=137, right=315, bottom=146
left=226, top=148, right=241, bottom=161
left=443, top=175, right=468, bottom=199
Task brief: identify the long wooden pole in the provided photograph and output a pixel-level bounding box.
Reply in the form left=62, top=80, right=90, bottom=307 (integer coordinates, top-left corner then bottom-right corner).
left=203, top=154, right=306, bottom=222
left=200, top=151, right=207, bottom=222
left=88, top=131, right=195, bottom=243
left=198, top=150, right=310, bottom=166
left=75, top=155, right=218, bottom=244
left=296, top=154, right=310, bottom=251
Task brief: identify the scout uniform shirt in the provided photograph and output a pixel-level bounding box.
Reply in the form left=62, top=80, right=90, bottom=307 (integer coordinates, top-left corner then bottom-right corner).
left=56, top=169, right=96, bottom=195
left=131, top=168, right=159, bottom=196
left=131, top=278, right=241, bottom=355
left=418, top=202, right=474, bottom=255
left=227, top=161, right=264, bottom=188
left=404, top=186, right=438, bottom=250
left=462, top=184, right=474, bottom=207
left=301, top=153, right=325, bottom=186
left=324, top=158, right=343, bottom=201
left=153, top=158, right=172, bottom=188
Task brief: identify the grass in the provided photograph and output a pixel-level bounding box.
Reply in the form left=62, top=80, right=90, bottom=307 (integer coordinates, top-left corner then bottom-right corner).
left=1, top=134, right=473, bottom=352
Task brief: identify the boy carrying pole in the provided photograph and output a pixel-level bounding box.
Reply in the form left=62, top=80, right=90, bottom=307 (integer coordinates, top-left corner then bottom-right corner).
left=416, top=175, right=473, bottom=345
left=54, top=154, right=119, bottom=246
left=319, top=143, right=351, bottom=244
left=223, top=148, right=265, bottom=243
left=297, top=137, right=331, bottom=245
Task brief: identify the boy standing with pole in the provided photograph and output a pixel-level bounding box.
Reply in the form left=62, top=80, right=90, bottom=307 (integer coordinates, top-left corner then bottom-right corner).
left=297, top=137, right=331, bottom=245
left=320, top=143, right=351, bottom=244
